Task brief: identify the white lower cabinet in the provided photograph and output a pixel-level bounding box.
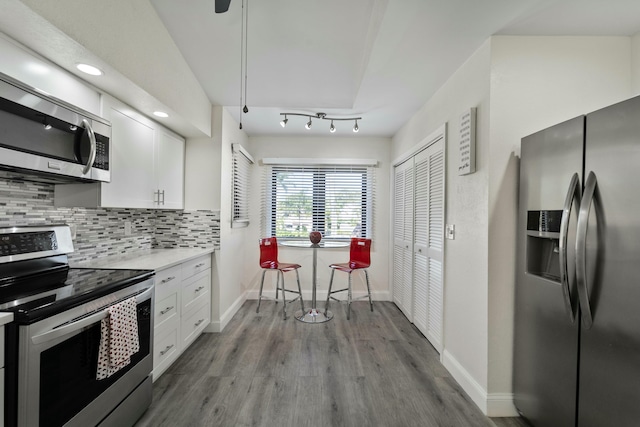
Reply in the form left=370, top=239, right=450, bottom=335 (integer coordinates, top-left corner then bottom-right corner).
left=152, top=255, right=211, bottom=380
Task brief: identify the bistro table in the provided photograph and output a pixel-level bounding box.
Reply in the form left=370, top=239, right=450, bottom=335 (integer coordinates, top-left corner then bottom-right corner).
left=280, top=240, right=349, bottom=323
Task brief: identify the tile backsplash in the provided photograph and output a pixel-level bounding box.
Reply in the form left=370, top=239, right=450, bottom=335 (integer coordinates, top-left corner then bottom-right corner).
left=0, top=173, right=220, bottom=263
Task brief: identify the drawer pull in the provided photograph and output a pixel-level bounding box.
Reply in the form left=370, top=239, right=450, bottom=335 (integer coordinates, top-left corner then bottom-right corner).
left=195, top=286, right=205, bottom=293
left=161, top=276, right=176, bottom=284
left=160, top=306, right=175, bottom=315
left=160, top=344, right=174, bottom=356
left=195, top=263, right=205, bottom=268
left=194, top=319, right=205, bottom=327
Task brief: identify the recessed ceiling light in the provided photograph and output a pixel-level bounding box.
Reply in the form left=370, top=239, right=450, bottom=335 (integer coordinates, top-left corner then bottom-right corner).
left=76, top=63, right=103, bottom=76
left=153, top=111, right=169, bottom=118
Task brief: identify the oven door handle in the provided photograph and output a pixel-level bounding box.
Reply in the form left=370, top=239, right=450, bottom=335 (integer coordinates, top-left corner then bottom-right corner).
left=31, top=287, right=153, bottom=345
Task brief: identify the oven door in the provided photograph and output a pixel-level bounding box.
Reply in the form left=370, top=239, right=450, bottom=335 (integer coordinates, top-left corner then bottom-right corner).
left=17, top=279, right=153, bottom=427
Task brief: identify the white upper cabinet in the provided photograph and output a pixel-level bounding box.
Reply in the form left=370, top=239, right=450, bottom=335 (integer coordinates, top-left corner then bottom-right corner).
left=156, top=130, right=185, bottom=209
left=55, top=96, right=185, bottom=210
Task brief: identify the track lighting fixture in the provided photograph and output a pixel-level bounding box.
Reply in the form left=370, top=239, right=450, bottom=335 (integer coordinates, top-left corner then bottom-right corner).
left=279, top=112, right=362, bottom=133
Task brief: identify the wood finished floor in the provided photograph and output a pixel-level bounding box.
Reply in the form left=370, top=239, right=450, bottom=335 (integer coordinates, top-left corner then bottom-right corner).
left=135, top=300, right=530, bottom=427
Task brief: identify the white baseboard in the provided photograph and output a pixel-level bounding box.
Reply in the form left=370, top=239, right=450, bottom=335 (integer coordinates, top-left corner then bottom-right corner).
left=245, top=289, right=390, bottom=301
left=441, top=350, right=518, bottom=417
left=204, top=291, right=247, bottom=333
left=486, top=393, right=519, bottom=417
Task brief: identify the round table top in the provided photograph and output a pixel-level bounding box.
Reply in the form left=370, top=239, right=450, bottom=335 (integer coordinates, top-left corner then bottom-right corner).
left=279, top=240, right=349, bottom=248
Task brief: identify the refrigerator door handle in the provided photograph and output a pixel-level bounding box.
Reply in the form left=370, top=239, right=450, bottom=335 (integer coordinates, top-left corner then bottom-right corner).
left=576, top=171, right=596, bottom=329
left=559, top=173, right=581, bottom=323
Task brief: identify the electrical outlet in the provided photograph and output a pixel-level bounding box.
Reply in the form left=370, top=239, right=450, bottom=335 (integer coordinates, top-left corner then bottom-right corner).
left=124, top=221, right=132, bottom=236
left=445, top=224, right=455, bottom=240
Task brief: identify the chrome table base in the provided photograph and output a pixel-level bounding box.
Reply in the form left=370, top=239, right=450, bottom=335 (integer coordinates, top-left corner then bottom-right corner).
left=295, top=307, right=333, bottom=323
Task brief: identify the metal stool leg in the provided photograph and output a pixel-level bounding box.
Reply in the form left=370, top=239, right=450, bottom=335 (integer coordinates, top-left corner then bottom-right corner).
left=279, top=270, right=287, bottom=320
left=324, top=268, right=336, bottom=315
left=256, top=269, right=267, bottom=313
left=275, top=271, right=279, bottom=303
left=364, top=269, right=373, bottom=312
left=347, top=272, right=352, bottom=320
left=295, top=269, right=305, bottom=312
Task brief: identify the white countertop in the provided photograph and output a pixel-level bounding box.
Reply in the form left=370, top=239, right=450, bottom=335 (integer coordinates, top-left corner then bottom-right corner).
left=71, top=247, right=215, bottom=271
left=0, top=312, right=13, bottom=326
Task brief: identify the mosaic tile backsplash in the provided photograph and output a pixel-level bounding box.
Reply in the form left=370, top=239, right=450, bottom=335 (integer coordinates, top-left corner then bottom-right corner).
left=0, top=173, right=220, bottom=264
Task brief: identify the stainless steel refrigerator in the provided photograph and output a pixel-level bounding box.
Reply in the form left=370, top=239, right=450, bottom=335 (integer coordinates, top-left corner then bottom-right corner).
left=514, top=95, right=640, bottom=427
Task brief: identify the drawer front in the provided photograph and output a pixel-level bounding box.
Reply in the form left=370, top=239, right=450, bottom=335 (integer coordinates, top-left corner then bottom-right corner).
left=155, top=265, right=182, bottom=299
left=154, top=292, right=179, bottom=332
left=181, top=302, right=210, bottom=349
left=153, top=327, right=180, bottom=379
left=181, top=255, right=211, bottom=280
left=182, top=269, right=211, bottom=312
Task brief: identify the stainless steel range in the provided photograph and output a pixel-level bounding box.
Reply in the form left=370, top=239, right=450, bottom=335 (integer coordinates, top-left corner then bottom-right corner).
left=0, top=225, right=154, bottom=427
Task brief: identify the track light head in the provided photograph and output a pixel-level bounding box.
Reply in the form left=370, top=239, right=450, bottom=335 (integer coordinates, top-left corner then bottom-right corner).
left=305, top=118, right=312, bottom=129
left=353, top=120, right=359, bottom=133
left=330, top=120, right=336, bottom=133
left=280, top=116, right=288, bottom=128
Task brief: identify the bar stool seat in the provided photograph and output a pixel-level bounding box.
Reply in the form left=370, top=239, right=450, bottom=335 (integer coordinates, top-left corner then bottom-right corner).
left=256, top=237, right=305, bottom=319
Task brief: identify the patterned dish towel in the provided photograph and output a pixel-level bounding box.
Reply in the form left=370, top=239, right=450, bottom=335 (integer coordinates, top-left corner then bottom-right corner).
left=96, top=297, right=140, bottom=380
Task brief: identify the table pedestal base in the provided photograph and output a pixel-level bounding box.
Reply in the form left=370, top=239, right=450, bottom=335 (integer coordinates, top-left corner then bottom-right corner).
left=295, top=308, right=333, bottom=323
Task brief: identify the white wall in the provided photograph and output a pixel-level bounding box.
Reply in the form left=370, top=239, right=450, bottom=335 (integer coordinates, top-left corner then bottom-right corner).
left=488, top=36, right=632, bottom=403
left=211, top=108, right=252, bottom=330
left=244, top=136, right=392, bottom=302
left=392, top=39, right=492, bottom=410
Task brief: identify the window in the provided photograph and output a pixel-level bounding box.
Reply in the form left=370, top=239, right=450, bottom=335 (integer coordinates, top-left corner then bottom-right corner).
left=232, top=143, right=254, bottom=227
left=263, top=163, right=375, bottom=239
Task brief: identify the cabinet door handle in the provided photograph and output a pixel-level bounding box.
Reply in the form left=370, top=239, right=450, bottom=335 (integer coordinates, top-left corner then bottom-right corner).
left=194, top=319, right=205, bottom=327
left=160, top=190, right=165, bottom=205
left=160, top=344, right=174, bottom=356
left=160, top=306, right=174, bottom=315
left=195, top=286, right=205, bottom=293
left=195, top=263, right=205, bottom=268
left=161, top=276, right=176, bottom=284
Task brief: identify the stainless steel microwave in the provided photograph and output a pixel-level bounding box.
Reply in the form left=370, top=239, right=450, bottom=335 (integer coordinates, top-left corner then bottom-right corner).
left=0, top=72, right=111, bottom=183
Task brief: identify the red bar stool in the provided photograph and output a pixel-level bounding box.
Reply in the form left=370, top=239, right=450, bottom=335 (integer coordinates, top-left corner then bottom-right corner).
left=324, top=238, right=373, bottom=320
left=256, top=237, right=305, bottom=319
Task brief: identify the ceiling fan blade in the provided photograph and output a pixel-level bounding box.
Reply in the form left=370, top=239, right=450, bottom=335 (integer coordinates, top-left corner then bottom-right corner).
left=215, top=0, right=231, bottom=13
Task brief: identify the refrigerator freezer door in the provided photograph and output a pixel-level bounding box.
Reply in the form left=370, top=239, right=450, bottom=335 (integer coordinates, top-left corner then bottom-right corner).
left=514, top=116, right=584, bottom=427
left=579, top=95, right=640, bottom=427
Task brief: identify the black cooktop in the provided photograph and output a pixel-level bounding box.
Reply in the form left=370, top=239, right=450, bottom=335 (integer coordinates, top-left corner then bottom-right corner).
left=0, top=262, right=153, bottom=324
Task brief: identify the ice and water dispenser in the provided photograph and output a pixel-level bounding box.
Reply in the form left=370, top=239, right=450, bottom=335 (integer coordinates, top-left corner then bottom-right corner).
left=526, top=210, right=563, bottom=281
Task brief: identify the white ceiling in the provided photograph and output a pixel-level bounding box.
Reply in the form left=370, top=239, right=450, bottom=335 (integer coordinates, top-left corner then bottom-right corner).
left=149, top=0, right=640, bottom=137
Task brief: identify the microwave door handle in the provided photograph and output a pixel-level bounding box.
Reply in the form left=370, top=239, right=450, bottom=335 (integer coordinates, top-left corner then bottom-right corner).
left=576, top=171, right=597, bottom=329
left=31, top=286, right=153, bottom=345
left=559, top=173, right=581, bottom=323
left=81, top=118, right=97, bottom=175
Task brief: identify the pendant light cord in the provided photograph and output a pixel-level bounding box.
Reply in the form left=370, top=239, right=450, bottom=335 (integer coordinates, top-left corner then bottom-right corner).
left=239, top=0, right=245, bottom=129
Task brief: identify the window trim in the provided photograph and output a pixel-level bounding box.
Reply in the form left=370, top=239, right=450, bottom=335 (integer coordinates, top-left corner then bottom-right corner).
left=262, top=161, right=375, bottom=240
left=231, top=143, right=254, bottom=228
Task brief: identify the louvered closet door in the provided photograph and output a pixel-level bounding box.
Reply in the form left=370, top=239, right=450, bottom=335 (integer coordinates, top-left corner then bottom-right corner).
left=393, top=159, right=414, bottom=319
left=413, top=139, right=445, bottom=352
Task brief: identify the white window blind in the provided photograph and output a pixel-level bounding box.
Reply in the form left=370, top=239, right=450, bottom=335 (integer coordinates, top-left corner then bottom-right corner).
left=232, top=143, right=254, bottom=227
left=262, top=164, right=375, bottom=239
